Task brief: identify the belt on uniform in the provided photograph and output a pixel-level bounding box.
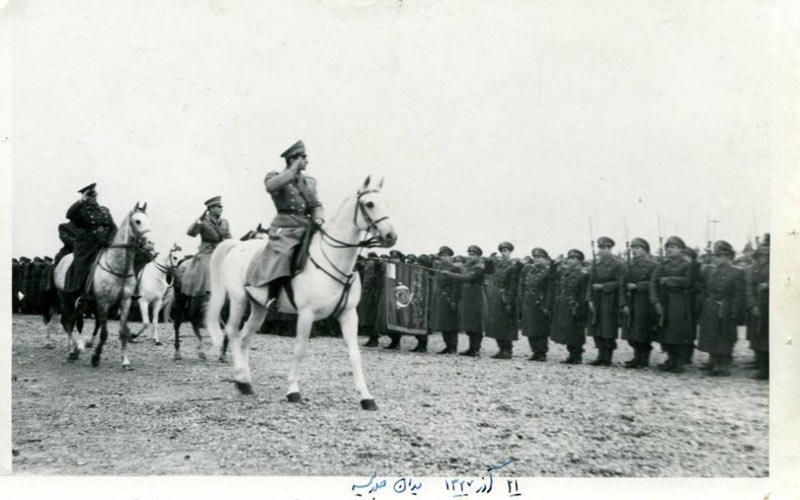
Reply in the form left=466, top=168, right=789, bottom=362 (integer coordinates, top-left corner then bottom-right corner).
left=277, top=209, right=308, bottom=215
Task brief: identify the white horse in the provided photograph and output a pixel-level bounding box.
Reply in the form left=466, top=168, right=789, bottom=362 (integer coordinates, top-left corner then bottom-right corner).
left=206, top=176, right=396, bottom=410
left=132, top=243, right=184, bottom=345
left=49, top=203, right=154, bottom=369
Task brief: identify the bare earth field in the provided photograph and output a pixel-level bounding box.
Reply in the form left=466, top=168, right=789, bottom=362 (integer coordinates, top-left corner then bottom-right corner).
left=11, top=314, right=768, bottom=476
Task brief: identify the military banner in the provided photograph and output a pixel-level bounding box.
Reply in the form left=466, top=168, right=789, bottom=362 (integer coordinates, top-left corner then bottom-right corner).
left=377, top=262, right=431, bottom=335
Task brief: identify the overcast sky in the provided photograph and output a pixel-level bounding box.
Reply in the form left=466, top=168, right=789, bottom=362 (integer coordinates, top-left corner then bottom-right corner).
left=11, top=1, right=781, bottom=260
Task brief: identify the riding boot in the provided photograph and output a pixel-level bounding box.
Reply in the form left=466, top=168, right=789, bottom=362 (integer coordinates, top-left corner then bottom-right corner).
left=624, top=347, right=640, bottom=368
left=410, top=335, right=428, bottom=353
left=384, top=333, right=401, bottom=350
left=363, top=334, right=379, bottom=347
left=603, top=348, right=614, bottom=366
left=658, top=349, right=676, bottom=371
left=266, top=280, right=283, bottom=312
left=639, top=348, right=651, bottom=368
left=589, top=348, right=606, bottom=366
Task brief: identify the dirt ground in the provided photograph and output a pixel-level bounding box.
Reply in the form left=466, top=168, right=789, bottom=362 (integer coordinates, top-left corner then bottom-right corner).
left=11, top=314, right=768, bottom=476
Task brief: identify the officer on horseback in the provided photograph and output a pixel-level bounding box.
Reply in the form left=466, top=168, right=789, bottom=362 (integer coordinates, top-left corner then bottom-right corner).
left=181, top=196, right=232, bottom=297
left=245, top=140, right=325, bottom=310
left=65, top=183, right=117, bottom=308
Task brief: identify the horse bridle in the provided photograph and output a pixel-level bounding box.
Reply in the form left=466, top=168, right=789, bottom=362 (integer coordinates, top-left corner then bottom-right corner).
left=152, top=245, right=181, bottom=285
left=96, top=209, right=153, bottom=279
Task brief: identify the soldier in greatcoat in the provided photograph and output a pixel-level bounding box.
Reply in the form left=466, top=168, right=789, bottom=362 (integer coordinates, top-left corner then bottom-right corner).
left=551, top=249, right=590, bottom=364
left=440, top=244, right=486, bottom=356
left=621, top=238, right=658, bottom=368
left=587, top=236, right=626, bottom=366
left=680, top=246, right=703, bottom=366
left=245, top=140, right=324, bottom=309
left=650, top=236, right=694, bottom=373
left=484, top=242, right=522, bottom=359
left=518, top=247, right=554, bottom=361
left=431, top=245, right=461, bottom=354
left=65, top=183, right=118, bottom=307
left=697, top=240, right=746, bottom=377
left=181, top=196, right=232, bottom=297
left=746, top=235, right=769, bottom=380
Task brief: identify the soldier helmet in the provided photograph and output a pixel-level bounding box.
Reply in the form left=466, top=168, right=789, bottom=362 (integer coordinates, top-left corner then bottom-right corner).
left=417, top=254, right=433, bottom=267
left=204, top=196, right=222, bottom=208
left=280, top=140, right=306, bottom=159
left=498, top=241, right=514, bottom=252
left=467, top=245, right=483, bottom=256
left=367, top=252, right=378, bottom=258
left=531, top=247, right=550, bottom=259
left=438, top=246, right=454, bottom=257
left=596, top=236, right=615, bottom=248
left=567, top=249, right=585, bottom=261
left=713, top=240, right=735, bottom=258
left=664, top=236, right=686, bottom=249
left=630, top=237, right=650, bottom=253
left=78, top=183, right=97, bottom=195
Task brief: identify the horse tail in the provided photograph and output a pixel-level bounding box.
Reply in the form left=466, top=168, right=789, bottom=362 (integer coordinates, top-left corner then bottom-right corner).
left=206, top=239, right=237, bottom=350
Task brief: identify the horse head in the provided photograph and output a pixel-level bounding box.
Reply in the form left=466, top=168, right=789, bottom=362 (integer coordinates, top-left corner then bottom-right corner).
left=167, top=243, right=184, bottom=269
left=129, top=202, right=153, bottom=240
left=355, top=175, right=397, bottom=248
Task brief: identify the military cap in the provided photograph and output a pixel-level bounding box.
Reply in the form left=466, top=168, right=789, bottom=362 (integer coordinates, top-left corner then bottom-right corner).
left=44, top=256, right=53, bottom=262
left=567, top=249, right=585, bottom=261
left=280, top=140, right=306, bottom=159
left=531, top=247, right=550, bottom=259
left=12, top=258, right=18, bottom=263
left=713, top=240, right=735, bottom=257
left=204, top=196, right=222, bottom=208
left=664, top=236, right=686, bottom=249
left=406, top=254, right=417, bottom=263
left=597, top=236, right=615, bottom=248
left=367, top=252, right=378, bottom=258
left=20, top=256, right=30, bottom=262
left=438, top=246, right=454, bottom=257
left=630, top=237, right=650, bottom=253
left=467, top=245, right=483, bottom=256
left=33, top=257, right=43, bottom=263
left=416, top=254, right=433, bottom=267
left=379, top=254, right=390, bottom=260
left=78, top=183, right=97, bottom=194
left=498, top=241, right=514, bottom=252
left=389, top=249, right=405, bottom=260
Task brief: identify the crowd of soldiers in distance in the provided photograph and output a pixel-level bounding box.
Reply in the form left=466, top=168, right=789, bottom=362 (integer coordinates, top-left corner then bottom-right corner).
left=11, top=232, right=770, bottom=380
left=354, top=233, right=770, bottom=380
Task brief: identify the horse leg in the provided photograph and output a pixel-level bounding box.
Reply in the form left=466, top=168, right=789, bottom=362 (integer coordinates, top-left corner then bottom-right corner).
left=286, top=309, right=315, bottom=403
left=173, top=294, right=184, bottom=361
left=85, top=320, right=99, bottom=349
left=338, top=308, right=377, bottom=410
left=226, top=299, right=253, bottom=394
left=44, top=308, right=59, bottom=350
left=118, top=296, right=134, bottom=370
left=190, top=296, right=207, bottom=361
left=151, top=297, right=163, bottom=345
left=219, top=334, right=229, bottom=363
left=134, top=297, right=150, bottom=341
left=91, top=308, right=109, bottom=367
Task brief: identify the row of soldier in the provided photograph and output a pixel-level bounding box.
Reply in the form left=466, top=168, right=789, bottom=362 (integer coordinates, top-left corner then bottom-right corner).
left=356, top=234, right=770, bottom=380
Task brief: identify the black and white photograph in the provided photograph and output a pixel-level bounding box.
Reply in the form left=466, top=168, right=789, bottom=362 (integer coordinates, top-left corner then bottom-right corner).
left=2, top=1, right=799, bottom=499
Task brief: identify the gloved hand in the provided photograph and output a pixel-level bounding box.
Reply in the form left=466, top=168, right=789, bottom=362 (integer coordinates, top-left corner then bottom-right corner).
left=313, top=217, right=325, bottom=228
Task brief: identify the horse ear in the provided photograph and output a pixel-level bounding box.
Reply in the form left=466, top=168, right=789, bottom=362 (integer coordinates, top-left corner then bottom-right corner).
left=142, top=202, right=147, bottom=212
left=378, top=176, right=384, bottom=189
left=134, top=201, right=141, bottom=211
left=362, top=175, right=371, bottom=189
left=257, top=223, right=263, bottom=230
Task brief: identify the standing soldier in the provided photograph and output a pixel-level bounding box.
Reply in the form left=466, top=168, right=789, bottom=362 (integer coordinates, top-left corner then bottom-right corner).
left=484, top=242, right=522, bottom=359
left=621, top=238, right=658, bottom=368
left=181, top=196, right=232, bottom=301
left=12, top=258, right=21, bottom=313
left=697, top=240, right=745, bottom=377
left=431, top=246, right=461, bottom=354
left=587, top=236, right=626, bottom=366
left=551, top=249, right=590, bottom=364
left=518, top=248, right=554, bottom=362
left=440, top=245, right=486, bottom=356
left=650, top=236, right=694, bottom=373
left=65, top=183, right=118, bottom=308
left=681, top=246, right=703, bottom=366
left=746, top=234, right=769, bottom=380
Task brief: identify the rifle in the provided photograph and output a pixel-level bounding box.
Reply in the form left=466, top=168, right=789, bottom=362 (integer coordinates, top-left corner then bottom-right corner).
left=657, top=213, right=664, bottom=260
left=622, top=218, right=631, bottom=330
left=588, top=215, right=597, bottom=326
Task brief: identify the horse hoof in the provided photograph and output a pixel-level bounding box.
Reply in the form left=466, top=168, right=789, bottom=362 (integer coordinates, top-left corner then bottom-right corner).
left=173, top=352, right=182, bottom=361
left=91, top=356, right=100, bottom=367
left=360, top=399, right=378, bottom=411
left=122, top=364, right=133, bottom=371
left=287, top=392, right=302, bottom=403
left=84, top=341, right=93, bottom=348
left=43, top=343, right=55, bottom=350
left=218, top=356, right=228, bottom=364
left=67, top=352, right=79, bottom=362
left=235, top=382, right=255, bottom=395
left=155, top=341, right=162, bottom=346
left=198, top=352, right=207, bottom=361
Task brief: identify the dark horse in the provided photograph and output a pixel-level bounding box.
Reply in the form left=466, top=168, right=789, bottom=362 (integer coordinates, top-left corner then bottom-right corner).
left=171, top=223, right=269, bottom=362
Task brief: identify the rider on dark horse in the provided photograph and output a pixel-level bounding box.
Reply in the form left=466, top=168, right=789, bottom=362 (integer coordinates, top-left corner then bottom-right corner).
left=65, top=183, right=117, bottom=309
left=245, top=140, right=325, bottom=310
left=181, top=196, right=232, bottom=300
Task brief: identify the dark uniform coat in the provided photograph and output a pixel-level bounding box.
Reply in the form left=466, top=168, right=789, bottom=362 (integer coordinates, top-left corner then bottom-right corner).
left=650, top=255, right=694, bottom=345
left=518, top=262, right=554, bottom=339
left=446, top=258, right=486, bottom=333
left=64, top=199, right=117, bottom=294
left=484, top=258, right=522, bottom=341
left=12, top=259, right=21, bottom=312
left=550, top=265, right=589, bottom=346
left=356, top=258, right=383, bottom=329
left=181, top=216, right=231, bottom=296
left=621, top=256, right=658, bottom=343
left=246, top=171, right=322, bottom=287
left=697, top=262, right=745, bottom=355
left=55, top=222, right=79, bottom=264
left=587, top=256, right=625, bottom=339
left=430, top=259, right=461, bottom=332
left=745, top=260, right=769, bottom=353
